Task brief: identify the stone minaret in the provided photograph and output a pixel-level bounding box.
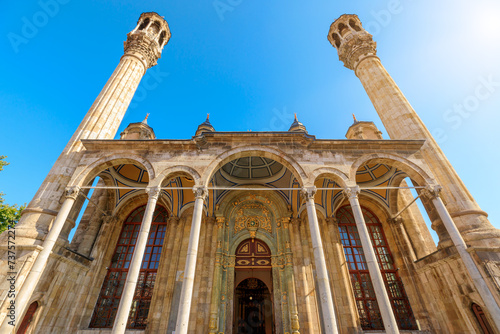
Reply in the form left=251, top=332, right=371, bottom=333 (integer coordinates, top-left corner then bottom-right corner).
left=15, top=12, right=170, bottom=244
left=328, top=14, right=499, bottom=248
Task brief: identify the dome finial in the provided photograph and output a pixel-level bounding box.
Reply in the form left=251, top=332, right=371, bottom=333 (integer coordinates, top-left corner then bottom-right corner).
left=352, top=113, right=358, bottom=123
left=142, top=113, right=150, bottom=124
left=289, top=113, right=307, bottom=133
left=195, top=113, right=215, bottom=136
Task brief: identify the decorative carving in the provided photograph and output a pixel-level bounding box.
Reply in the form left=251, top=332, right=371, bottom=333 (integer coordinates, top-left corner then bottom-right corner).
left=216, top=217, right=225, bottom=228
left=246, top=278, right=259, bottom=289
left=65, top=186, right=81, bottom=200
left=301, top=186, right=317, bottom=200
left=484, top=261, right=500, bottom=292
left=235, top=239, right=271, bottom=268
left=424, top=185, right=442, bottom=200
left=344, top=186, right=360, bottom=200
left=233, top=202, right=272, bottom=235
left=146, top=186, right=161, bottom=200
left=387, top=217, right=404, bottom=226
left=123, top=13, right=171, bottom=69
left=327, top=15, right=378, bottom=71
left=193, top=186, right=208, bottom=200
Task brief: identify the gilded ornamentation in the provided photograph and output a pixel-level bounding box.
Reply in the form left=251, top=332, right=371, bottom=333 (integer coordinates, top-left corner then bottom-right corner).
left=233, top=202, right=272, bottom=235
left=216, top=217, right=225, bottom=228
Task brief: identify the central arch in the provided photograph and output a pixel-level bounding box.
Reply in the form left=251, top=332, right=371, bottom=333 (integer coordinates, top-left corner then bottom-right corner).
left=234, top=239, right=274, bottom=334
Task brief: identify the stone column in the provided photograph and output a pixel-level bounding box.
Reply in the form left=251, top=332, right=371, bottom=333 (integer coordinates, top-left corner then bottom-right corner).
left=427, top=186, right=500, bottom=331
left=112, top=187, right=160, bottom=334
left=14, top=12, right=171, bottom=245
left=346, top=187, right=399, bottom=334
left=209, top=217, right=225, bottom=333
left=327, top=15, right=499, bottom=247
left=282, top=217, right=300, bottom=334
left=302, top=187, right=339, bottom=334
left=0, top=187, right=79, bottom=334
left=175, top=187, right=208, bottom=334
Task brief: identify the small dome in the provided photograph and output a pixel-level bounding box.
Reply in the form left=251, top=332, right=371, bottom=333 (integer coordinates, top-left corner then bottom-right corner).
left=120, top=114, right=156, bottom=139
left=288, top=113, right=307, bottom=133
left=195, top=114, right=216, bottom=136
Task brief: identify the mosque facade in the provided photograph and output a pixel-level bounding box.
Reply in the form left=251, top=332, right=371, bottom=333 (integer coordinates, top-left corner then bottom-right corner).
left=1, top=11, right=500, bottom=334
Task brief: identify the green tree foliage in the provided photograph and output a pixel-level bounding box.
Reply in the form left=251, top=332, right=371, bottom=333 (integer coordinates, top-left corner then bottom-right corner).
left=0, top=156, right=26, bottom=233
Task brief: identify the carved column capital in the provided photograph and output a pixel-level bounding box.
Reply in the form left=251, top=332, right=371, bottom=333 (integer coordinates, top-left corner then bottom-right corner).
left=216, top=217, right=225, bottom=229
left=387, top=216, right=404, bottom=226
left=345, top=186, right=360, bottom=200
left=145, top=186, right=161, bottom=200
left=301, top=186, right=317, bottom=200
left=193, top=186, right=208, bottom=200
left=206, top=216, right=216, bottom=225
left=168, top=216, right=180, bottom=225
left=65, top=186, right=80, bottom=200
left=424, top=185, right=442, bottom=200
left=325, top=217, right=338, bottom=226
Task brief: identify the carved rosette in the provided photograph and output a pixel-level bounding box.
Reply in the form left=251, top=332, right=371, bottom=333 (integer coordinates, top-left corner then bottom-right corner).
left=246, top=216, right=259, bottom=238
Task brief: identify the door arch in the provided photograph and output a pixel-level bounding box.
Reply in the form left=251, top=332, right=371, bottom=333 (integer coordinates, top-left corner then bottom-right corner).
left=234, top=239, right=274, bottom=334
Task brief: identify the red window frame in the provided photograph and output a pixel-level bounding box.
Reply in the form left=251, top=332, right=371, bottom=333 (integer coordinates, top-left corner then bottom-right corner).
left=472, top=303, right=494, bottom=334
left=89, top=205, right=168, bottom=329
left=337, top=206, right=417, bottom=330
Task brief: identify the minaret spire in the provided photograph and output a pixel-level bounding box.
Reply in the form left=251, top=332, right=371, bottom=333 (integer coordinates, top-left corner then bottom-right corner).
left=15, top=12, right=171, bottom=243
left=328, top=14, right=500, bottom=247
left=142, top=113, right=150, bottom=124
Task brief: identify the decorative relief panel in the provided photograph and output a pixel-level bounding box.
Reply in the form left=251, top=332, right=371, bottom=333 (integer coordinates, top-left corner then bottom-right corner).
left=233, top=202, right=273, bottom=236
left=235, top=239, right=272, bottom=268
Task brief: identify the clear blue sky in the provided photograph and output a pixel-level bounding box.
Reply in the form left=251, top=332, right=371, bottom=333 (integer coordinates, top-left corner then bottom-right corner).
left=1, top=1, right=500, bottom=231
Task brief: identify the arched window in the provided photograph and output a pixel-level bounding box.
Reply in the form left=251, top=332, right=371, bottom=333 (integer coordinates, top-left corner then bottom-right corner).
left=158, top=31, right=166, bottom=46
left=472, top=303, right=494, bottom=334
left=138, top=18, right=149, bottom=30
left=90, top=205, right=168, bottom=329
left=17, top=301, right=38, bottom=334
left=337, top=206, right=417, bottom=330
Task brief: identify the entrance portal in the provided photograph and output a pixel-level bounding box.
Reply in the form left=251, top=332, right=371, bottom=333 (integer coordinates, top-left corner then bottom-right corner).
left=234, top=238, right=274, bottom=334
left=235, top=278, right=273, bottom=334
